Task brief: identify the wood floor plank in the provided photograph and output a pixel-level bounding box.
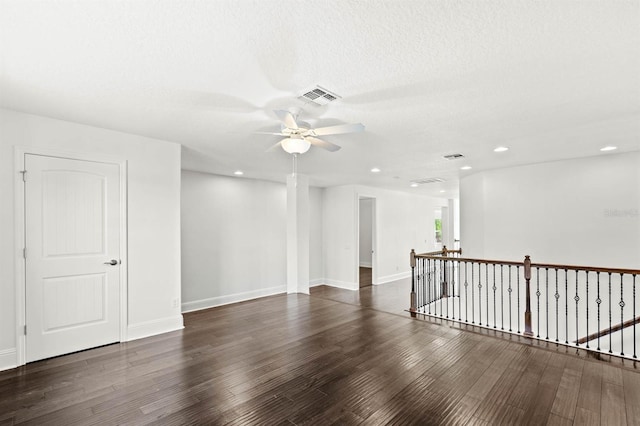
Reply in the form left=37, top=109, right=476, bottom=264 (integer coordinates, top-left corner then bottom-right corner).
left=601, top=381, right=627, bottom=426
left=550, top=360, right=584, bottom=421
left=0, top=282, right=639, bottom=425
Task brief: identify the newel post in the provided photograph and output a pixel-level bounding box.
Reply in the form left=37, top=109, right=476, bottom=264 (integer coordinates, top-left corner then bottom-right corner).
left=523, top=255, right=534, bottom=337
left=410, top=249, right=417, bottom=317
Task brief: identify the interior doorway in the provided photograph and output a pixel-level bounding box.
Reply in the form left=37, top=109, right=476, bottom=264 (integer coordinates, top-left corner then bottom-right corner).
left=16, top=150, right=127, bottom=365
left=358, top=197, right=375, bottom=287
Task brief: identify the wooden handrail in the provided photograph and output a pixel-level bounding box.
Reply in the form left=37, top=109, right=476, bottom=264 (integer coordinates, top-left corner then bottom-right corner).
left=419, top=246, right=462, bottom=257
left=415, top=254, right=524, bottom=267
left=575, top=316, right=640, bottom=345
left=414, top=254, right=640, bottom=275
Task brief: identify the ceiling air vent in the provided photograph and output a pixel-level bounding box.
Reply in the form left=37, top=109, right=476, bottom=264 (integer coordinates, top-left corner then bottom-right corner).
left=298, top=86, right=341, bottom=106
left=443, top=154, right=464, bottom=160
left=411, top=177, right=445, bottom=185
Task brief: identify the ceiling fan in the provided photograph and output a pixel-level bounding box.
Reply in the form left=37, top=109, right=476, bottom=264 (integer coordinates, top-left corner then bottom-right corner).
left=258, top=109, right=365, bottom=154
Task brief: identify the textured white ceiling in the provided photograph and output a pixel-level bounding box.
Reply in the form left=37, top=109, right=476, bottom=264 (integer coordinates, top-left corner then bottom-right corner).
left=1, top=0, right=639, bottom=196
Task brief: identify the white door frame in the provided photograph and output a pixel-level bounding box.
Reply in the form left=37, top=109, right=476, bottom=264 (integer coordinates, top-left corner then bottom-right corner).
left=356, top=194, right=377, bottom=286
left=14, top=147, right=128, bottom=366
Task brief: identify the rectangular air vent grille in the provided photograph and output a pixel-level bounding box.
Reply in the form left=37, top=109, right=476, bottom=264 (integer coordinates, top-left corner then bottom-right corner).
left=443, top=154, right=465, bottom=160
left=298, top=86, right=341, bottom=106
left=411, top=177, right=445, bottom=185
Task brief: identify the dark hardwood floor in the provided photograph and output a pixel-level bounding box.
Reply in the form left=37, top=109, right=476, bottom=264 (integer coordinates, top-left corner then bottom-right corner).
left=359, top=267, right=372, bottom=288
left=1, top=280, right=640, bottom=425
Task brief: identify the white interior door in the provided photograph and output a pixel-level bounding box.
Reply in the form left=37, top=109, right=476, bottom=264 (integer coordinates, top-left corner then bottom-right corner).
left=25, top=154, right=121, bottom=362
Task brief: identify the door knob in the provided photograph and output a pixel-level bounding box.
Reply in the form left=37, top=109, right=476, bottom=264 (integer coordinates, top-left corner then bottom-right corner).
left=104, top=259, right=119, bottom=265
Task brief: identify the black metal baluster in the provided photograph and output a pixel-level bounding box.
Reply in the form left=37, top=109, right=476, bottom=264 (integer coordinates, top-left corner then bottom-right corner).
left=493, top=264, right=497, bottom=329
left=500, top=265, right=504, bottom=331
left=478, top=263, right=482, bottom=326
left=554, top=268, right=559, bottom=342
left=472, top=262, right=475, bottom=324
left=546, top=268, right=549, bottom=341
left=508, top=265, right=513, bottom=332
left=486, top=264, right=489, bottom=327
left=620, top=273, right=625, bottom=357
left=575, top=271, right=579, bottom=347
left=564, top=269, right=568, bottom=344
left=458, top=260, right=462, bottom=321
left=536, top=268, right=541, bottom=339
left=596, top=272, right=601, bottom=351
left=416, top=258, right=421, bottom=312
left=634, top=274, right=637, bottom=359
left=608, top=272, right=612, bottom=354
left=427, top=259, right=432, bottom=315
left=517, top=266, right=521, bottom=334
left=464, top=262, right=469, bottom=323
left=586, top=273, right=590, bottom=349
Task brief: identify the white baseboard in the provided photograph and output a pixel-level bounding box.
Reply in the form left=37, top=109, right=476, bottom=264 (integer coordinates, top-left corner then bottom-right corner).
left=359, top=262, right=372, bottom=268
left=377, top=270, right=411, bottom=284
left=323, top=279, right=359, bottom=291
left=181, top=285, right=287, bottom=313
left=309, top=278, right=325, bottom=287
left=126, top=315, right=184, bottom=342
left=0, top=348, right=17, bottom=372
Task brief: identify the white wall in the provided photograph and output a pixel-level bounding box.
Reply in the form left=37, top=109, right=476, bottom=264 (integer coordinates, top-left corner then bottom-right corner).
left=358, top=198, right=373, bottom=267
left=0, top=109, right=183, bottom=370
left=180, top=171, right=324, bottom=311
left=460, top=151, right=640, bottom=268
left=324, top=185, right=447, bottom=289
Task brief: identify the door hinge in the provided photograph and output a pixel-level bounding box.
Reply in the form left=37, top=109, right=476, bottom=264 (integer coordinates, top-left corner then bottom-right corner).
left=24, top=325, right=27, bottom=335
left=20, top=170, right=27, bottom=182
left=23, top=247, right=26, bottom=259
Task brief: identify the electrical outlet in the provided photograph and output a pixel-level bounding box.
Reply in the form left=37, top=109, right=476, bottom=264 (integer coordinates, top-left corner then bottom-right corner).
left=172, top=298, right=180, bottom=308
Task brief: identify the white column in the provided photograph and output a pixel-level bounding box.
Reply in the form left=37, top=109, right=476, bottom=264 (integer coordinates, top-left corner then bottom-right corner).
left=287, top=174, right=310, bottom=294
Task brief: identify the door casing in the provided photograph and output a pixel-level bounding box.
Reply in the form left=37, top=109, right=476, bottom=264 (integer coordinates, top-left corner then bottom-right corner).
left=14, top=146, right=128, bottom=366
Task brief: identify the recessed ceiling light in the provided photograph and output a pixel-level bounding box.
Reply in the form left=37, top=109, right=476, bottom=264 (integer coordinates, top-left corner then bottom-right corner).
left=233, top=170, right=244, bottom=175
left=460, top=166, right=472, bottom=170
left=600, top=146, right=617, bottom=152
left=440, top=190, right=446, bottom=193
left=370, top=167, right=381, bottom=173
left=410, top=183, right=419, bottom=188
left=494, top=146, right=509, bottom=152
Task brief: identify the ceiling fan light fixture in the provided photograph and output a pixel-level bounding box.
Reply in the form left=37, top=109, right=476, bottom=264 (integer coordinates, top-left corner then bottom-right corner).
left=281, top=137, right=311, bottom=154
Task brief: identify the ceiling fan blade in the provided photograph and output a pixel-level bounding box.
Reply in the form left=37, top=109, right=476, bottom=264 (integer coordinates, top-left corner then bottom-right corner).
left=254, top=131, right=286, bottom=136
left=311, top=123, right=365, bottom=136
left=274, top=110, right=298, bottom=129
left=266, top=141, right=283, bottom=152
left=306, top=136, right=341, bottom=152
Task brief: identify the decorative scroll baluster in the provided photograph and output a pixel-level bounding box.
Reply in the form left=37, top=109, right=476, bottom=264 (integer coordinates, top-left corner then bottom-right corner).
left=508, top=265, right=512, bottom=332
left=500, top=265, right=504, bottom=331
left=586, top=273, right=590, bottom=349
left=554, top=268, right=559, bottom=342
left=493, top=264, right=497, bottom=329
left=575, top=271, right=579, bottom=347
left=464, top=262, right=469, bottom=323
left=478, top=263, right=483, bottom=326
left=597, top=272, right=601, bottom=351
left=564, top=269, right=568, bottom=344
left=524, top=256, right=533, bottom=337
left=471, top=262, right=475, bottom=324
left=620, top=273, right=624, bottom=357
left=458, top=260, right=462, bottom=321
left=536, top=268, right=541, bottom=338
left=608, top=272, right=612, bottom=354
left=634, top=275, right=637, bottom=359
left=486, top=264, right=489, bottom=327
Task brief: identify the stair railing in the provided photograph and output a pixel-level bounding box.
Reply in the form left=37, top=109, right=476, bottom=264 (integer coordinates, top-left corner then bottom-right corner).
left=410, top=248, right=640, bottom=361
